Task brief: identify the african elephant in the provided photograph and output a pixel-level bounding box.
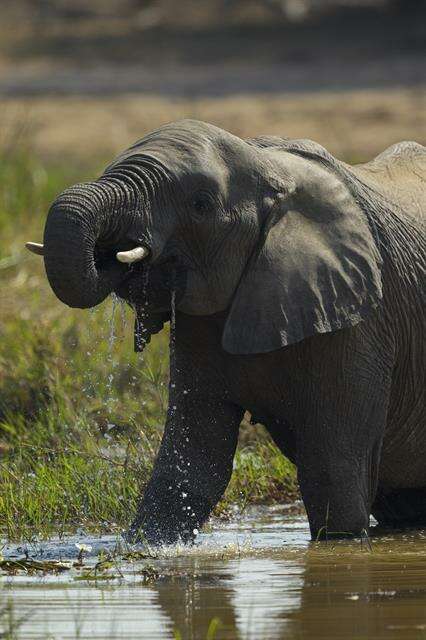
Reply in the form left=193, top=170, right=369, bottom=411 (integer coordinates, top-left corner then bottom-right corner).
left=26, top=120, right=426, bottom=544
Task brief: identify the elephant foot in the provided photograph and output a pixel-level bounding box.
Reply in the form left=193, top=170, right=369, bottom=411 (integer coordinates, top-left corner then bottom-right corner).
left=126, top=486, right=210, bottom=546
left=298, top=462, right=371, bottom=542
left=125, top=517, right=197, bottom=547
left=312, top=526, right=370, bottom=542
left=307, top=502, right=370, bottom=542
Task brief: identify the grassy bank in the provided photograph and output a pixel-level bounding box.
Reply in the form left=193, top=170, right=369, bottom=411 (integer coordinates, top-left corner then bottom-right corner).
left=0, top=147, right=298, bottom=541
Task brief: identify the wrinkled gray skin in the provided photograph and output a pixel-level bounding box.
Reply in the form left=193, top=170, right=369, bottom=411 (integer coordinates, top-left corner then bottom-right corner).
left=42, top=120, right=426, bottom=543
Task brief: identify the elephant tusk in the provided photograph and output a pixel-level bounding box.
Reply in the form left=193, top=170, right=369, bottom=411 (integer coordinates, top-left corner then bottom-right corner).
left=116, top=246, right=150, bottom=264
left=25, top=242, right=45, bottom=256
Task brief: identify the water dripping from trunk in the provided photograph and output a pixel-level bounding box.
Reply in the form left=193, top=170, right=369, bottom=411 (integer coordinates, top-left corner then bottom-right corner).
left=131, top=265, right=153, bottom=423
left=169, top=288, right=176, bottom=380
left=170, top=289, right=176, bottom=332
left=133, top=264, right=151, bottom=353
left=106, top=294, right=127, bottom=404
left=82, top=306, right=101, bottom=402
left=105, top=293, right=120, bottom=414
left=168, top=288, right=178, bottom=444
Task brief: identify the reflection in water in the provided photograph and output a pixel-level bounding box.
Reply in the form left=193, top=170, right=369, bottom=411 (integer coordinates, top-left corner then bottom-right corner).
left=231, top=558, right=303, bottom=639
left=287, top=543, right=426, bottom=640
left=0, top=586, right=171, bottom=639
left=1, top=509, right=425, bottom=640
left=156, top=563, right=239, bottom=640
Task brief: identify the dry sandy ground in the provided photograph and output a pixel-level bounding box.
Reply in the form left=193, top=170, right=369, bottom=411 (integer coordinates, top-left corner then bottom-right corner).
left=1, top=88, right=425, bottom=165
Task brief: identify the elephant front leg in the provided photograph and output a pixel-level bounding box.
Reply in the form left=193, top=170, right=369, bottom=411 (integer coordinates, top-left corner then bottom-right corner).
left=128, top=350, right=243, bottom=545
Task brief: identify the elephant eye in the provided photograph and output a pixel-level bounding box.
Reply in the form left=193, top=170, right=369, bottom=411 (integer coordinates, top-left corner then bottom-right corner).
left=190, top=191, right=216, bottom=217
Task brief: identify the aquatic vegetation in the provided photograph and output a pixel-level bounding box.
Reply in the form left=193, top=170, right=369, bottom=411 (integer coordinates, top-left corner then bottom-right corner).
left=0, top=147, right=297, bottom=542
left=0, top=556, right=72, bottom=575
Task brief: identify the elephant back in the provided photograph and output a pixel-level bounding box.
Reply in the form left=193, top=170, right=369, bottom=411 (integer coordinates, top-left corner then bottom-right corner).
left=353, top=141, right=426, bottom=221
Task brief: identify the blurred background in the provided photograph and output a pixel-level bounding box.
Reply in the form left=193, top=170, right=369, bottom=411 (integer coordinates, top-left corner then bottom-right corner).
left=1, top=0, right=425, bottom=161
left=0, top=0, right=424, bottom=535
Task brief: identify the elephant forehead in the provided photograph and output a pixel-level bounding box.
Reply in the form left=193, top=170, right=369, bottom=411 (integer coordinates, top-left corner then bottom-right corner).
left=113, top=141, right=223, bottom=188
left=128, top=120, right=223, bottom=167
left=139, top=137, right=210, bottom=167
left=109, top=120, right=249, bottom=183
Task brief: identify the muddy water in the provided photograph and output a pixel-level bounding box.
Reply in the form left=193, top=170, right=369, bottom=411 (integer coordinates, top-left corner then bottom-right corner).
left=1, top=506, right=425, bottom=640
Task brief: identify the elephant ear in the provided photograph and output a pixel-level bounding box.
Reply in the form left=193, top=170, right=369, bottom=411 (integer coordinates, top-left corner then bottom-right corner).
left=222, top=149, right=383, bottom=354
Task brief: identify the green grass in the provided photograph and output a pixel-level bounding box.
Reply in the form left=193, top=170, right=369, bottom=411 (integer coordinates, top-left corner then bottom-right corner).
left=0, top=143, right=298, bottom=541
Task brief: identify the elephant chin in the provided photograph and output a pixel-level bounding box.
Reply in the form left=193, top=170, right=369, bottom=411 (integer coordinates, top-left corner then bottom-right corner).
left=178, top=291, right=228, bottom=317
left=177, top=270, right=233, bottom=316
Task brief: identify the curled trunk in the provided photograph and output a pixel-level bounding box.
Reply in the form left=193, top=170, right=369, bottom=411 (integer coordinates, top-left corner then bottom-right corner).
left=43, top=182, right=128, bottom=308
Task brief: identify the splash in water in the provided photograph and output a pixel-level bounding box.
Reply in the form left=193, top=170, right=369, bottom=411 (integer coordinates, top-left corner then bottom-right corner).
left=2, top=511, right=426, bottom=640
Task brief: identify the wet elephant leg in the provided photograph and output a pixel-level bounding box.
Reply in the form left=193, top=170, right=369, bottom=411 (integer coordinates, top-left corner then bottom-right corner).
left=292, top=333, right=392, bottom=539
left=296, top=392, right=389, bottom=539
left=128, top=316, right=244, bottom=545
left=129, top=395, right=242, bottom=545
left=298, top=449, right=379, bottom=539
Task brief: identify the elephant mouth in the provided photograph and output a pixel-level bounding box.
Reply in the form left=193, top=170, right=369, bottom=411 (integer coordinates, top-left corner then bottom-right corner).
left=114, top=256, right=187, bottom=352
left=93, top=238, right=150, bottom=274
left=114, top=257, right=186, bottom=310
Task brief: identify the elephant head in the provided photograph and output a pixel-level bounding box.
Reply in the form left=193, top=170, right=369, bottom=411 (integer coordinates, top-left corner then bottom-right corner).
left=27, top=120, right=382, bottom=354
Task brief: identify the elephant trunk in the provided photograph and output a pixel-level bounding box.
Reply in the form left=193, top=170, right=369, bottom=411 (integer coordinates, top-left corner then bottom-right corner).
left=43, top=181, right=129, bottom=309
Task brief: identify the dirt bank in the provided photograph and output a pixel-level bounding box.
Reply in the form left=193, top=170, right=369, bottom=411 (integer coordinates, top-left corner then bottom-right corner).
left=1, top=88, right=424, bottom=163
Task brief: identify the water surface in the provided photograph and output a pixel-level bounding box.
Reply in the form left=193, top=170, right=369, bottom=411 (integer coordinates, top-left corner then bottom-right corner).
left=1, top=506, right=425, bottom=640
